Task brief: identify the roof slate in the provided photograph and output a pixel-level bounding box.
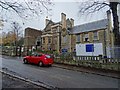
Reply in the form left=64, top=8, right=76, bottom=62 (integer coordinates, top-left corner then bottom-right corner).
left=70, top=19, right=108, bottom=34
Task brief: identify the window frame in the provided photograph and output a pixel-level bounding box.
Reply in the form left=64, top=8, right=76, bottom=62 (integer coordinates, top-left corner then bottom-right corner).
left=48, top=37, right=51, bottom=44
left=43, top=37, right=45, bottom=43
left=93, top=31, right=99, bottom=40
left=76, top=34, right=80, bottom=43
left=84, top=33, right=89, bottom=42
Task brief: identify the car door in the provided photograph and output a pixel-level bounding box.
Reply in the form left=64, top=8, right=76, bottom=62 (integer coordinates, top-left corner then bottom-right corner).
left=34, top=54, right=42, bottom=64
left=28, top=55, right=35, bottom=63
left=31, top=54, right=39, bottom=64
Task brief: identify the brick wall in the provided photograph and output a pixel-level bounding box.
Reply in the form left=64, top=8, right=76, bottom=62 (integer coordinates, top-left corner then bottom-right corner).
left=24, top=27, right=42, bottom=47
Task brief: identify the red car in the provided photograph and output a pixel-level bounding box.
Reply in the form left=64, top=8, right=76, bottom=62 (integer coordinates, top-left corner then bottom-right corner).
left=23, top=53, right=54, bottom=66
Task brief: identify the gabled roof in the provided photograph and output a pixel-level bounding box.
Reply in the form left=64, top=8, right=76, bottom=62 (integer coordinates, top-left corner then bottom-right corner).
left=43, top=20, right=54, bottom=31
left=43, top=20, right=62, bottom=32
left=70, top=19, right=108, bottom=34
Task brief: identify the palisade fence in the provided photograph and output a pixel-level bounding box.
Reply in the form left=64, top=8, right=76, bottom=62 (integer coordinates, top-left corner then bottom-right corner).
left=54, top=53, right=120, bottom=71
left=107, top=46, right=120, bottom=59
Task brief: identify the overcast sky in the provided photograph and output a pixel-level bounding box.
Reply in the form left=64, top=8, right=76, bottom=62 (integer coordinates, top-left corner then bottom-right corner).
left=1, top=0, right=111, bottom=33
left=22, top=1, right=108, bottom=30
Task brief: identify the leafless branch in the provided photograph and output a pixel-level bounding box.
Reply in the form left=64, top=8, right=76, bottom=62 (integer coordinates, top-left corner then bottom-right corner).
left=79, top=0, right=110, bottom=15
left=0, top=0, right=53, bottom=19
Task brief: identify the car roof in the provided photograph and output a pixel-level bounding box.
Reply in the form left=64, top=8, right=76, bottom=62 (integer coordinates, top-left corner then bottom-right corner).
left=38, top=53, right=48, bottom=55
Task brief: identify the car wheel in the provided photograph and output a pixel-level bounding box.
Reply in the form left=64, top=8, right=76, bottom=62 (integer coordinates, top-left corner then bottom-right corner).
left=38, top=61, right=43, bottom=67
left=23, top=59, right=28, bottom=64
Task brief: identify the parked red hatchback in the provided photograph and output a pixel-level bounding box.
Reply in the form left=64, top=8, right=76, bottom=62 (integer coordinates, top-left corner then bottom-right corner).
left=23, top=53, right=54, bottom=66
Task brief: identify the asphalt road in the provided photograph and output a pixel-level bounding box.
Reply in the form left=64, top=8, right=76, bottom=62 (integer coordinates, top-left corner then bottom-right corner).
left=1, top=55, right=119, bottom=88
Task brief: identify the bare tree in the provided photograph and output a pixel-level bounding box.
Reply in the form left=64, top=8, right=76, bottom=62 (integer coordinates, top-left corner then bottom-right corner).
left=1, top=31, right=7, bottom=45
left=11, top=21, right=22, bottom=45
left=11, top=21, right=22, bottom=55
left=0, top=0, right=53, bottom=19
left=79, top=0, right=120, bottom=46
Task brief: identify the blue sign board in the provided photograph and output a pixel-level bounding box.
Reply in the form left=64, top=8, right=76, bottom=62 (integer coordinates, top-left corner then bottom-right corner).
left=62, top=49, right=67, bottom=53
left=86, top=44, right=94, bottom=52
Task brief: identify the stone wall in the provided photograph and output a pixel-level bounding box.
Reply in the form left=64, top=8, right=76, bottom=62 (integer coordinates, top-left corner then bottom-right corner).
left=24, top=27, right=42, bottom=47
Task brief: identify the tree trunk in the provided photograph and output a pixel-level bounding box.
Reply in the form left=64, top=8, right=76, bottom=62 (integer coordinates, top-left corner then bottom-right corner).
left=110, top=2, right=120, bottom=46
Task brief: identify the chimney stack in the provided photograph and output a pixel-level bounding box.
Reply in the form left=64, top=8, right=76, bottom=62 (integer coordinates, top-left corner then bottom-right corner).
left=61, top=13, right=66, bottom=29
left=45, top=16, right=49, bottom=26
left=70, top=18, right=74, bottom=28
left=107, top=10, right=112, bottom=32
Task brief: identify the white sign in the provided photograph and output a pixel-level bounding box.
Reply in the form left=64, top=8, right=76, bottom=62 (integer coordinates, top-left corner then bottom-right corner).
left=76, top=43, right=103, bottom=56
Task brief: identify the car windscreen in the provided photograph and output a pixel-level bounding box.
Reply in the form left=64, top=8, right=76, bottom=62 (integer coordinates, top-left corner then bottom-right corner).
left=45, top=55, right=51, bottom=58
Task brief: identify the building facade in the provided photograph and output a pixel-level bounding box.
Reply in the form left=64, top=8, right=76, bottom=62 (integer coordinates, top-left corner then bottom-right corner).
left=24, top=12, right=114, bottom=57
left=41, top=12, right=114, bottom=57
left=71, top=19, right=113, bottom=57
left=41, top=13, right=74, bottom=53
left=24, top=27, right=42, bottom=50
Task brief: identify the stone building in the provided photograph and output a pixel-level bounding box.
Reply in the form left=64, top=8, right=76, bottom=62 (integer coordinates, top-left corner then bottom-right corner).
left=24, top=12, right=114, bottom=57
left=24, top=27, right=42, bottom=50
left=41, top=13, right=74, bottom=53
left=70, top=10, right=115, bottom=57
left=70, top=19, right=112, bottom=57
left=41, top=12, right=114, bottom=57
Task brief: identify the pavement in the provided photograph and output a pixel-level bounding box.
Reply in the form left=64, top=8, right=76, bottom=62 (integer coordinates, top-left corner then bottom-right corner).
left=53, top=63, right=120, bottom=79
